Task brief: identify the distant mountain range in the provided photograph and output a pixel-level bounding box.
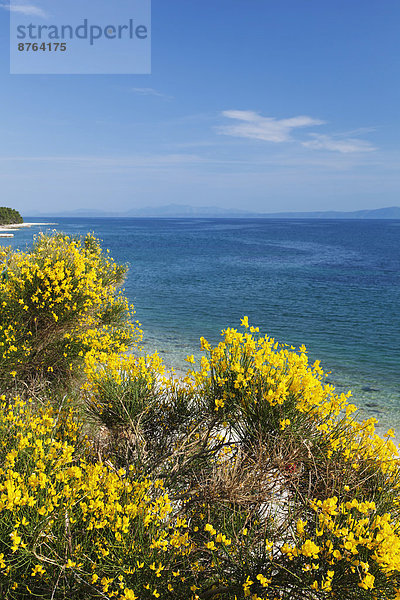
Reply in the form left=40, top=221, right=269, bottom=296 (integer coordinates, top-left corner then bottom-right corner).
left=27, top=205, right=400, bottom=219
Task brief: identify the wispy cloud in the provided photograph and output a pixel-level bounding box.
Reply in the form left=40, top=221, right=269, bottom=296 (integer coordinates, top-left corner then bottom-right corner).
left=0, top=153, right=207, bottom=169
left=302, top=133, right=376, bottom=153
left=131, top=88, right=173, bottom=100
left=0, top=2, right=48, bottom=17
left=218, top=110, right=325, bottom=143
left=218, top=110, right=376, bottom=154
left=0, top=151, right=384, bottom=174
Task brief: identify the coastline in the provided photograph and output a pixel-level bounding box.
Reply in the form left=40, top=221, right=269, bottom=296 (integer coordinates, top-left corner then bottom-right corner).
left=0, top=222, right=57, bottom=238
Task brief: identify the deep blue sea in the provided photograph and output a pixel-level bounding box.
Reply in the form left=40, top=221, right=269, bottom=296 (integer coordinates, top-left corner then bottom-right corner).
left=2, top=217, right=399, bottom=432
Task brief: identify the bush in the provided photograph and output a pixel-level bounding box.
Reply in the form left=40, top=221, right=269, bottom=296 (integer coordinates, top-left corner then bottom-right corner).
left=1, top=235, right=400, bottom=599
left=0, top=233, right=141, bottom=394
left=0, top=396, right=189, bottom=600
left=83, top=320, right=400, bottom=600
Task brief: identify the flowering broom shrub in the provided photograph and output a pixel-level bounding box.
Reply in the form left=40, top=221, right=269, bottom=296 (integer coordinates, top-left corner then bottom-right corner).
left=177, top=321, right=400, bottom=599
left=0, top=395, right=199, bottom=600
left=0, top=233, right=141, bottom=394
left=1, top=234, right=400, bottom=599
left=85, top=320, right=400, bottom=600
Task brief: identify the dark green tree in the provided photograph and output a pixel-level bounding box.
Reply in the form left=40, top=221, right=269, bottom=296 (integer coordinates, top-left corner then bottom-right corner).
left=0, top=207, right=23, bottom=225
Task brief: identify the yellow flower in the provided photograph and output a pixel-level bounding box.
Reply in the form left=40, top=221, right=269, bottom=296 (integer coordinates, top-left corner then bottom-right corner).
left=256, top=574, right=271, bottom=587
left=10, top=530, right=25, bottom=552
left=296, top=519, right=307, bottom=536
left=240, top=316, right=249, bottom=328
left=301, top=540, right=320, bottom=558
left=215, top=533, right=231, bottom=545
left=123, top=590, right=138, bottom=600
left=204, top=523, right=216, bottom=536
left=358, top=573, right=375, bottom=590
left=65, top=559, right=76, bottom=569
left=206, top=541, right=216, bottom=550
left=31, top=564, right=46, bottom=577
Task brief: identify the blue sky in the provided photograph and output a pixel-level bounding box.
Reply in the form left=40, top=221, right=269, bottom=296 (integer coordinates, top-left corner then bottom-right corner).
left=0, top=0, right=399, bottom=215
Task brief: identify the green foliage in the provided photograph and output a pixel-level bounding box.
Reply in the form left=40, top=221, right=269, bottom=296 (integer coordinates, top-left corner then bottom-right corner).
left=1, top=236, right=400, bottom=600
left=0, top=232, right=141, bottom=394
left=0, top=207, right=23, bottom=226
left=84, top=325, right=400, bottom=600
left=0, top=396, right=182, bottom=600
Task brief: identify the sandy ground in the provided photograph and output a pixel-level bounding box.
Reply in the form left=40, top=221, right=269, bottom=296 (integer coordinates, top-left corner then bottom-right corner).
left=0, top=222, right=57, bottom=237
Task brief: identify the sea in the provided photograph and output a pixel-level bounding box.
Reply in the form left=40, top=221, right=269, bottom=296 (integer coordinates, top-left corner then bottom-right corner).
left=2, top=217, right=399, bottom=434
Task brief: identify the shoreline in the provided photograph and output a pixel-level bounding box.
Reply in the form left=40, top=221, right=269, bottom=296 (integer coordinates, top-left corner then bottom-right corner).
left=0, top=222, right=57, bottom=238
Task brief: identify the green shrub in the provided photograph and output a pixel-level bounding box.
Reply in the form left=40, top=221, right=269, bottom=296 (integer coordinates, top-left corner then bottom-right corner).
left=0, top=233, right=141, bottom=395
left=84, top=321, right=400, bottom=600
left=0, top=396, right=188, bottom=600
left=1, top=234, right=400, bottom=599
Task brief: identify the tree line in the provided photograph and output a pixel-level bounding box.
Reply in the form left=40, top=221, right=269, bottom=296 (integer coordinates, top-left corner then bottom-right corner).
left=0, top=206, right=23, bottom=225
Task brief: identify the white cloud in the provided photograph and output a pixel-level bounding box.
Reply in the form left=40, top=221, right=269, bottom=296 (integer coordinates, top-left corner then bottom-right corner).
left=302, top=134, right=376, bottom=153
left=0, top=2, right=48, bottom=17
left=218, top=109, right=376, bottom=154
left=131, top=87, right=173, bottom=100
left=218, top=110, right=325, bottom=143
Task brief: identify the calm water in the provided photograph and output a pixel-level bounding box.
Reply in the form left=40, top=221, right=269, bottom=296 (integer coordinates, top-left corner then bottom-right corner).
left=2, top=218, right=400, bottom=432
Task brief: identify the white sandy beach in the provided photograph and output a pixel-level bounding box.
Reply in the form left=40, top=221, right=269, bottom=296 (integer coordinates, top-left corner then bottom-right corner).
left=0, top=222, right=57, bottom=237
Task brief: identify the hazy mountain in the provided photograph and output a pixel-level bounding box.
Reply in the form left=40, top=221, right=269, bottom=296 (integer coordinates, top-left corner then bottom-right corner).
left=28, top=205, right=400, bottom=219
left=261, top=206, right=400, bottom=219
left=125, top=204, right=256, bottom=217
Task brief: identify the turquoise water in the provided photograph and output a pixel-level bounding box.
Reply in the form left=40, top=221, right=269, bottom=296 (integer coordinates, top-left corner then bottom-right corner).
left=2, top=217, right=400, bottom=432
